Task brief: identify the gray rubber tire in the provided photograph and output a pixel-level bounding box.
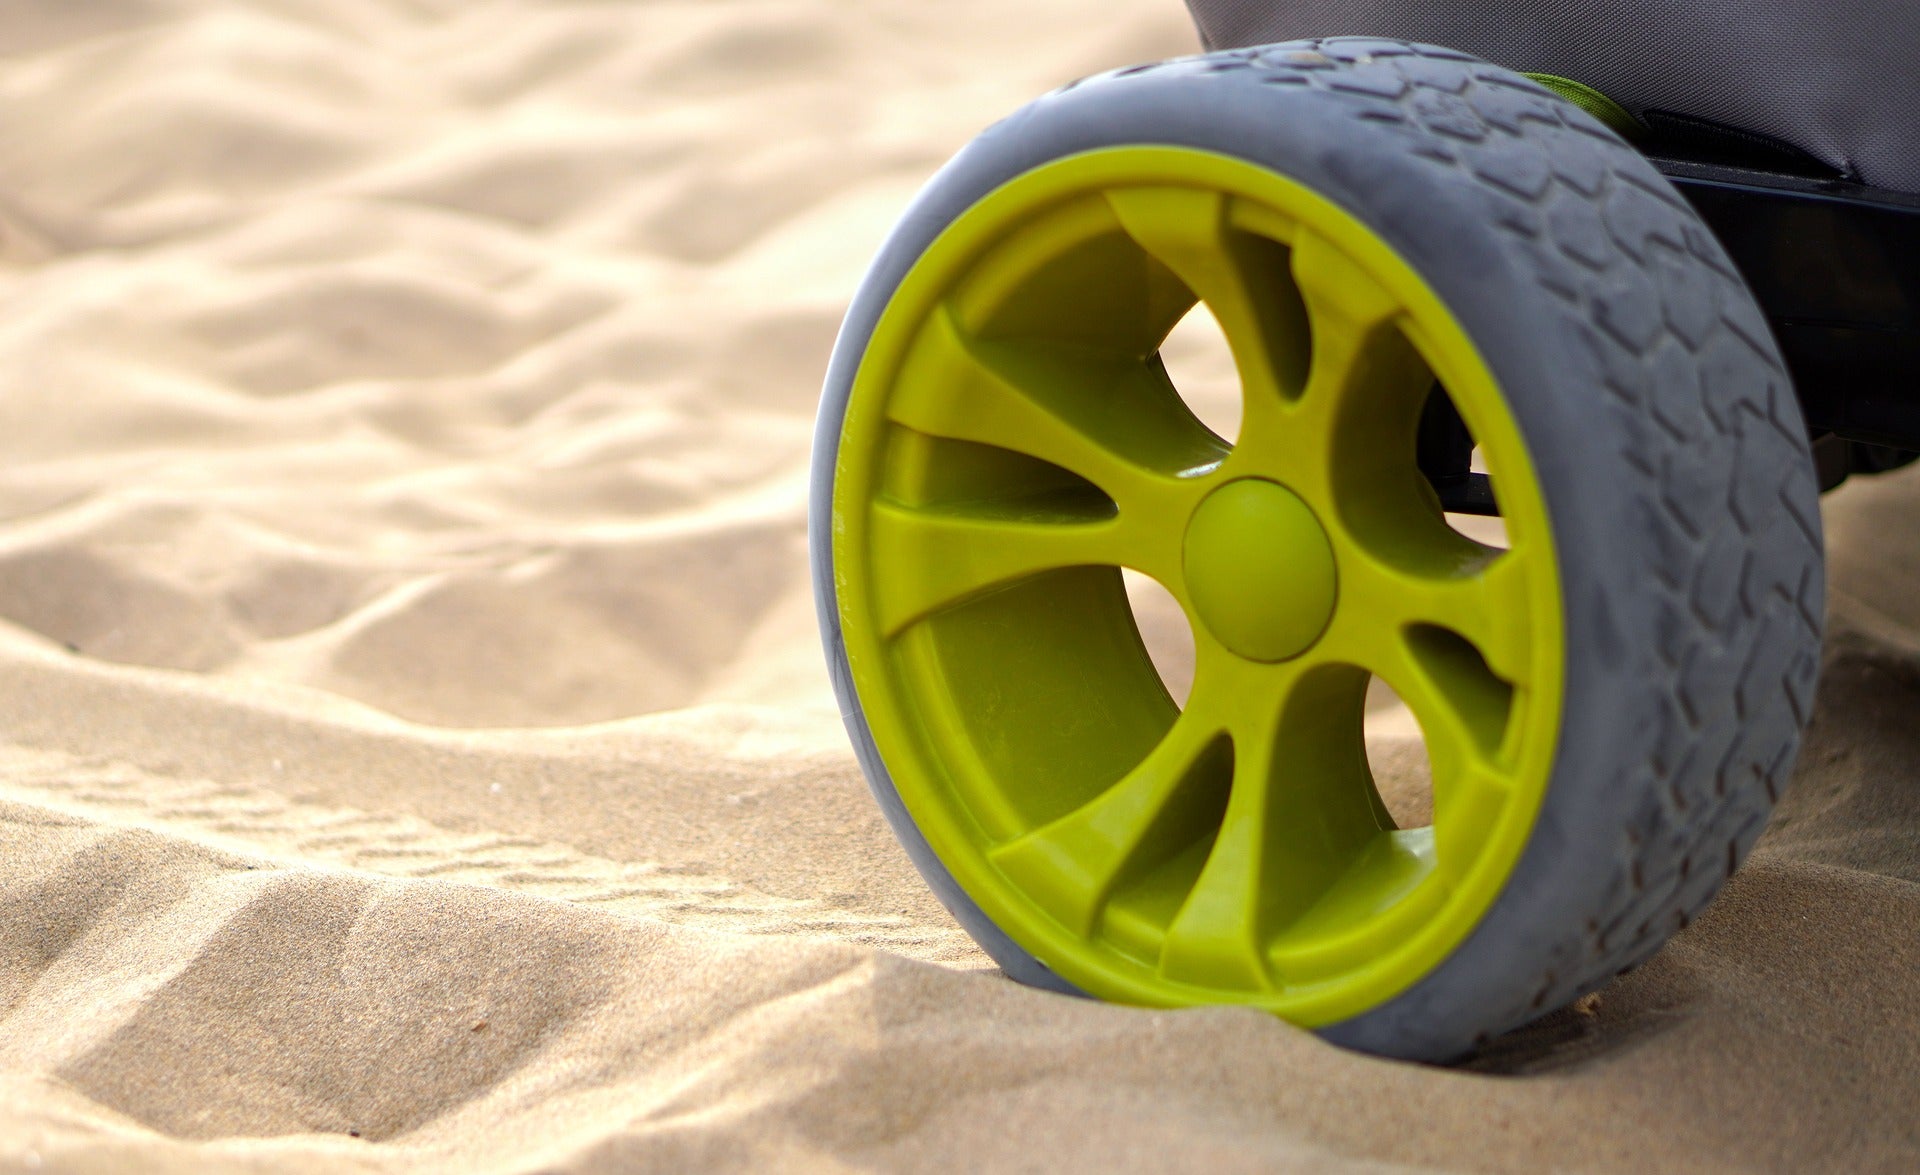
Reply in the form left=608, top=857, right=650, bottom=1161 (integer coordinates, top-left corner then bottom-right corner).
left=809, top=38, right=1825, bottom=1062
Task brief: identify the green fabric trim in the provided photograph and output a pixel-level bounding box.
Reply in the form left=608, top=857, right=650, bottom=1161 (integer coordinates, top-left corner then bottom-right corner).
left=1523, top=73, right=1643, bottom=140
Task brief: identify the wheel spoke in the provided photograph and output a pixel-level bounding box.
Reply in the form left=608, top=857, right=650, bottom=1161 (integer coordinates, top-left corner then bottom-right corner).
left=1323, top=535, right=1531, bottom=771
left=1336, top=542, right=1534, bottom=686
left=1105, top=187, right=1310, bottom=442
left=1290, top=228, right=1411, bottom=398
left=1158, top=664, right=1377, bottom=989
left=868, top=497, right=1134, bottom=636
left=1384, top=625, right=1512, bottom=778
left=988, top=708, right=1230, bottom=936
left=1405, top=550, right=1533, bottom=684
left=1397, top=660, right=1512, bottom=883
left=1273, top=229, right=1437, bottom=478
left=1366, top=611, right=1524, bottom=873
left=890, top=305, right=1224, bottom=506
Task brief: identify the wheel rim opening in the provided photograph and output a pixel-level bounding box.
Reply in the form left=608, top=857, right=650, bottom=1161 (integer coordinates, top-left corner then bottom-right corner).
left=1363, top=675, right=1434, bottom=830
left=1123, top=568, right=1195, bottom=708
left=1419, top=382, right=1509, bottom=551
left=1156, top=301, right=1242, bottom=446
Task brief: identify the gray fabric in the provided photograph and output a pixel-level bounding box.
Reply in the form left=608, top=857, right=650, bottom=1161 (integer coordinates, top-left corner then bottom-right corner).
left=1186, top=0, right=1920, bottom=193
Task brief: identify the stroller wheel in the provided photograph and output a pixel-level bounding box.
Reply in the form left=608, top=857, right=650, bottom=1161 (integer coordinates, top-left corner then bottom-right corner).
left=811, top=39, right=1824, bottom=1061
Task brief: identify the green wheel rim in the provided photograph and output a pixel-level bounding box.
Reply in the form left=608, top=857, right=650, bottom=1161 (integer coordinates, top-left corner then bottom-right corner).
left=832, top=147, right=1565, bottom=1025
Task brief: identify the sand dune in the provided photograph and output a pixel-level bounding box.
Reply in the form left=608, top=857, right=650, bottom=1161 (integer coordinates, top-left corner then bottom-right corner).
left=0, top=1, right=1914, bottom=1171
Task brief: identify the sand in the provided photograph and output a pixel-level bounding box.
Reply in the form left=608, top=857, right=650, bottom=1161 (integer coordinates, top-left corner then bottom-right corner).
left=0, top=2, right=1913, bottom=1171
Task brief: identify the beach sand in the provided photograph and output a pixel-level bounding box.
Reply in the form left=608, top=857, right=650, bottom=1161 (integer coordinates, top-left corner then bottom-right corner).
left=0, top=2, right=1913, bottom=1170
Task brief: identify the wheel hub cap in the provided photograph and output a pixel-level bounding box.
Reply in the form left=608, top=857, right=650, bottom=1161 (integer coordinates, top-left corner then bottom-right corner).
left=1182, top=478, right=1337, bottom=662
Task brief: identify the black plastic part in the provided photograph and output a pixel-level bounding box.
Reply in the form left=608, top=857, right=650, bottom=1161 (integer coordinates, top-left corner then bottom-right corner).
left=1433, top=473, right=1498, bottom=515
left=1654, top=158, right=1920, bottom=455
left=1812, top=433, right=1920, bottom=492
left=1418, top=385, right=1500, bottom=516
left=1641, top=112, right=1849, bottom=182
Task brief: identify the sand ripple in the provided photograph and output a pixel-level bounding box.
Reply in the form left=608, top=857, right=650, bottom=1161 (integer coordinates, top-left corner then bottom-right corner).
left=0, top=1, right=1913, bottom=1171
